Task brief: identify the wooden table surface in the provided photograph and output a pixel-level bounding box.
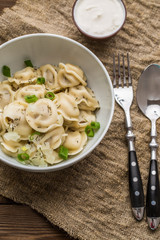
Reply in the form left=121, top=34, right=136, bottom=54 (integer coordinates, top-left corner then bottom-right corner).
left=0, top=1, right=74, bottom=239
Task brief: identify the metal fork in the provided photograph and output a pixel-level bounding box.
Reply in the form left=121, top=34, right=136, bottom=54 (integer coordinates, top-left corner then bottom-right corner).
left=113, top=53, right=144, bottom=221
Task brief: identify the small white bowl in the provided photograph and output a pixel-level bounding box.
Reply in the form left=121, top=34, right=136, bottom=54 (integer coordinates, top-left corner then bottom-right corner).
left=72, top=0, right=127, bottom=40
left=0, top=33, right=114, bottom=172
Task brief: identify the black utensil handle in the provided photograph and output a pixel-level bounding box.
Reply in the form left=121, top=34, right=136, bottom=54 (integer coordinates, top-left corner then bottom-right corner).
left=129, top=151, right=144, bottom=208
left=146, top=159, right=160, bottom=217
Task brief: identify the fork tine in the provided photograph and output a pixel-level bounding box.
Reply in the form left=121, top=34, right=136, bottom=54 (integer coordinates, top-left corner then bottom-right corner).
left=113, top=54, right=116, bottom=87
left=127, top=53, right=132, bottom=86
left=118, top=53, right=122, bottom=87
left=122, top=54, right=127, bottom=86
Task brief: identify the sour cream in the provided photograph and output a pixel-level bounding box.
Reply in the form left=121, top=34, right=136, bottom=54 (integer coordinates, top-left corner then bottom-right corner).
left=73, top=0, right=126, bottom=38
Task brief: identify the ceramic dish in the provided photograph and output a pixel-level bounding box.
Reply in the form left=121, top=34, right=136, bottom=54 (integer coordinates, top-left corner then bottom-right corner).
left=72, top=0, right=127, bottom=40
left=0, top=33, right=114, bottom=172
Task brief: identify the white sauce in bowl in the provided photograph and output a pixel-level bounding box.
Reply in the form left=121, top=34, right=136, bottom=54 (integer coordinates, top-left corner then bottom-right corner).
left=73, top=0, right=126, bottom=38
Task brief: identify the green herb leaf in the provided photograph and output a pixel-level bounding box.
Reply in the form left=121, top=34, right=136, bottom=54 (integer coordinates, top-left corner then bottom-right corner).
left=2, top=65, right=11, bottom=77
left=37, top=77, right=45, bottom=84
left=85, top=125, right=94, bottom=137
left=59, top=146, right=68, bottom=160
left=45, top=92, right=55, bottom=100
left=29, top=131, right=41, bottom=141
left=90, top=121, right=100, bottom=130
left=24, top=60, right=33, bottom=67
left=25, top=95, right=38, bottom=103
left=17, top=153, right=29, bottom=161
left=32, top=131, right=41, bottom=136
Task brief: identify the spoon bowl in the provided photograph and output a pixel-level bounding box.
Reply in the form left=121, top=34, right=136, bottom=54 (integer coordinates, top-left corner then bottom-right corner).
left=137, top=64, right=160, bottom=230
left=137, top=64, right=160, bottom=121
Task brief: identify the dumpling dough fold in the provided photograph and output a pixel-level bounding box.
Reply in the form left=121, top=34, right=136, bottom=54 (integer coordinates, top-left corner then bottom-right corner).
left=3, top=101, right=32, bottom=140
left=0, top=83, right=14, bottom=111
left=8, top=67, right=41, bottom=86
left=56, top=92, right=79, bottom=122
left=68, top=85, right=99, bottom=111
left=26, top=98, right=63, bottom=133
left=39, top=64, right=60, bottom=91
left=15, top=84, right=45, bottom=102
left=63, top=131, right=87, bottom=155
left=57, top=63, right=87, bottom=88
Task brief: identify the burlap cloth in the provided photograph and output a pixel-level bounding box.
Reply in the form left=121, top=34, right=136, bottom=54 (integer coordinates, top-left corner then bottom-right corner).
left=0, top=0, right=159, bottom=239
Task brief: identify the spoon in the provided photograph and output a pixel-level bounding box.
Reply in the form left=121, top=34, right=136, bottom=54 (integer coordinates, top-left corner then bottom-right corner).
left=137, top=64, right=160, bottom=230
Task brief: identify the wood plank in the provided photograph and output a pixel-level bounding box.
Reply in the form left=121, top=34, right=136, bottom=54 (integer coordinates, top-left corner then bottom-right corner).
left=0, top=205, right=73, bottom=240
left=0, top=195, right=17, bottom=204
left=0, top=197, right=74, bottom=239
left=0, top=0, right=16, bottom=13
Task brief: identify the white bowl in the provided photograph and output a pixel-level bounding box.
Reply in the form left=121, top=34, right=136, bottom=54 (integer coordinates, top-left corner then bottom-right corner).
left=0, top=33, right=114, bottom=172
left=72, top=0, right=127, bottom=40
